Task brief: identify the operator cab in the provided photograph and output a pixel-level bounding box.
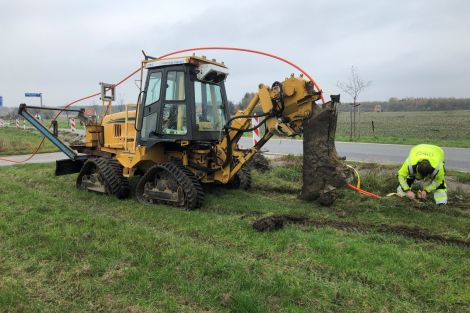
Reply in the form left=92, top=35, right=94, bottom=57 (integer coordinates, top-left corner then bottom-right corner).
left=138, top=56, right=230, bottom=146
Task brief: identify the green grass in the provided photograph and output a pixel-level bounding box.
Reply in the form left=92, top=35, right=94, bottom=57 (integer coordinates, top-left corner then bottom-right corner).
left=43, top=117, right=85, bottom=130
left=447, top=170, right=470, bottom=184
left=0, top=128, right=58, bottom=156
left=336, top=134, right=470, bottom=148
left=0, top=124, right=85, bottom=156
left=0, top=162, right=469, bottom=312
left=4, top=109, right=470, bottom=158
left=337, top=110, right=470, bottom=147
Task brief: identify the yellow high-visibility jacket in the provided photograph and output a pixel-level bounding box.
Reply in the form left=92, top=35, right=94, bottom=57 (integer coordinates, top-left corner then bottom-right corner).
left=398, top=144, right=445, bottom=192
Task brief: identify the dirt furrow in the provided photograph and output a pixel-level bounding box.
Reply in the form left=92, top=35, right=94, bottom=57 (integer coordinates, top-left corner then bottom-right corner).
left=252, top=214, right=470, bottom=248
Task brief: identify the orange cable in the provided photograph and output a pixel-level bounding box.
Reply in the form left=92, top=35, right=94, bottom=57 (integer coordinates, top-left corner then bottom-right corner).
left=346, top=183, right=382, bottom=199
left=0, top=46, right=324, bottom=164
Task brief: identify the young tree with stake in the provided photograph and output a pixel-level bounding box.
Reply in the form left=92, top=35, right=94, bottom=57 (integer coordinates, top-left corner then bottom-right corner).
left=337, top=66, right=371, bottom=140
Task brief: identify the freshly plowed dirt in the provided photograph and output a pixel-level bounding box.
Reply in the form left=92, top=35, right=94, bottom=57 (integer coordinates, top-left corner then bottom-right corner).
left=61, top=130, right=84, bottom=145
left=252, top=214, right=470, bottom=247
left=256, top=185, right=300, bottom=194
left=246, top=153, right=271, bottom=172
left=252, top=215, right=309, bottom=231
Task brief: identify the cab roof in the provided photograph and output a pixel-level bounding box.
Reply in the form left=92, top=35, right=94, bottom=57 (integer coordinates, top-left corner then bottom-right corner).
left=144, top=55, right=227, bottom=69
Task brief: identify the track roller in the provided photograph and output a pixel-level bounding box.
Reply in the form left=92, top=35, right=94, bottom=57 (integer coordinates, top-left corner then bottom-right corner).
left=136, top=162, right=204, bottom=209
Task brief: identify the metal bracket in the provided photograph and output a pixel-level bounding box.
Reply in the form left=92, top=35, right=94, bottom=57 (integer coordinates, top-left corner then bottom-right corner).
left=100, top=82, right=115, bottom=101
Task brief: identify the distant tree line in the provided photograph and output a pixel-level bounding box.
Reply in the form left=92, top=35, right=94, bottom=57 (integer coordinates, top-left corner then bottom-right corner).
left=230, top=92, right=255, bottom=113
left=0, top=103, right=113, bottom=120
left=338, top=97, right=470, bottom=112
left=4, top=96, right=469, bottom=120
left=231, top=92, right=263, bottom=115
left=232, top=94, right=470, bottom=115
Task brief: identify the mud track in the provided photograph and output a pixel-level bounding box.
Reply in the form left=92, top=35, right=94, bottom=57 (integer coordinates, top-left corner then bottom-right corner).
left=252, top=214, right=470, bottom=248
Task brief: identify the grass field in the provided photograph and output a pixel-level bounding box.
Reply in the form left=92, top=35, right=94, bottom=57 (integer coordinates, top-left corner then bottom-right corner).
left=337, top=110, right=470, bottom=147
left=2, top=110, right=470, bottom=157
left=45, top=118, right=85, bottom=130
left=0, top=128, right=58, bottom=156
left=1, top=161, right=469, bottom=312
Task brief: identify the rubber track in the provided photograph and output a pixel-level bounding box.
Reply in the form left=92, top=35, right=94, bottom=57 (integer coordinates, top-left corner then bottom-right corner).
left=164, top=162, right=205, bottom=209
left=137, top=162, right=204, bottom=209
left=78, top=158, right=129, bottom=199
left=104, top=158, right=130, bottom=199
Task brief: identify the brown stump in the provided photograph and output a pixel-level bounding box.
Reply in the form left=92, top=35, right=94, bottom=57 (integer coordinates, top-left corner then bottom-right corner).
left=299, top=105, right=352, bottom=206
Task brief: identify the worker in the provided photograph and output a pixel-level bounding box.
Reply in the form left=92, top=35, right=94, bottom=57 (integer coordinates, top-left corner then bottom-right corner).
left=397, top=144, right=447, bottom=204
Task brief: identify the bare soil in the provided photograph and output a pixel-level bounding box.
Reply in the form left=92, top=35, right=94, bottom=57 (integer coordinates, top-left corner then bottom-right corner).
left=252, top=214, right=470, bottom=248
left=246, top=153, right=271, bottom=172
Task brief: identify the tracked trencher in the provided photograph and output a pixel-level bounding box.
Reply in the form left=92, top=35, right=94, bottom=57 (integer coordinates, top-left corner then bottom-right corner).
left=19, top=55, right=339, bottom=209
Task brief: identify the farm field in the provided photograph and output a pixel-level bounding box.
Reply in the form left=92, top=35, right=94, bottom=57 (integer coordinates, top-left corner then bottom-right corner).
left=336, top=110, right=470, bottom=147
left=0, top=128, right=58, bottom=156
left=1, top=117, right=84, bottom=131
left=1, top=110, right=470, bottom=158
left=45, top=117, right=85, bottom=130
left=0, top=160, right=469, bottom=312
left=26, top=117, right=85, bottom=131
left=0, top=127, right=85, bottom=157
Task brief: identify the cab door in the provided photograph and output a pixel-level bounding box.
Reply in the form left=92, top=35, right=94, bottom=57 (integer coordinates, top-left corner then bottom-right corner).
left=158, top=70, right=188, bottom=136
left=140, top=70, right=163, bottom=140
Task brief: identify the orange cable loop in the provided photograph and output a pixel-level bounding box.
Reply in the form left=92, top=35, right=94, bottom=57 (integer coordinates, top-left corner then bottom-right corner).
left=346, top=183, right=382, bottom=199
left=0, top=46, right=324, bottom=164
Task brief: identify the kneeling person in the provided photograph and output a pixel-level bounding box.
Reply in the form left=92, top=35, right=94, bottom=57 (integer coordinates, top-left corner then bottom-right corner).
left=397, top=144, right=447, bottom=204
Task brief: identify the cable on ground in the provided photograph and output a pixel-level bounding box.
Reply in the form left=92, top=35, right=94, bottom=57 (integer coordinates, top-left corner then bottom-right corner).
left=345, top=164, right=382, bottom=199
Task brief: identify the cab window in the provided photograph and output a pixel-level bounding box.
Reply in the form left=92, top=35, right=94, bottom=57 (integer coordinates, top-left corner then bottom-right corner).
left=161, top=103, right=187, bottom=135
left=145, top=72, right=162, bottom=106
left=194, top=81, right=226, bottom=131
left=165, top=71, right=185, bottom=100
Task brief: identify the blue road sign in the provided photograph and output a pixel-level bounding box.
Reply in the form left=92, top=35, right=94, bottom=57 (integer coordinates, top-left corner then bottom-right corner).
left=0, top=96, right=3, bottom=106
left=25, top=93, right=42, bottom=97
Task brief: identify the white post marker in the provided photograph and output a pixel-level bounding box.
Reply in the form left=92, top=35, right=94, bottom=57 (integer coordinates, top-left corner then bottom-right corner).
left=16, top=118, right=20, bottom=129
left=252, top=114, right=260, bottom=146
left=70, top=117, right=76, bottom=132
left=23, top=119, right=26, bottom=130
left=0, top=119, right=4, bottom=128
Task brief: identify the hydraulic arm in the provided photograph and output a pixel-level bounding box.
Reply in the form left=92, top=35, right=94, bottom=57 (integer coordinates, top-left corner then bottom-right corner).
left=214, top=75, right=339, bottom=183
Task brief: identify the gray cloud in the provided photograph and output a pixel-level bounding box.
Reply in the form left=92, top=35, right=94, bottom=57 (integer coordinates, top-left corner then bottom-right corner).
left=1, top=0, right=469, bottom=108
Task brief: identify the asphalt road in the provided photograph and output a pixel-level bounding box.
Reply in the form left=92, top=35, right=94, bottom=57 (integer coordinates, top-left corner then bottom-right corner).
left=1, top=139, right=469, bottom=172
left=0, top=152, right=67, bottom=167
left=239, top=138, right=470, bottom=172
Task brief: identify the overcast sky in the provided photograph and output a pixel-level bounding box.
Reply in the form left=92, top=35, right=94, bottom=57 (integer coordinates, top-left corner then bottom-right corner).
left=1, top=0, right=469, bottom=107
